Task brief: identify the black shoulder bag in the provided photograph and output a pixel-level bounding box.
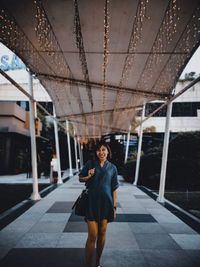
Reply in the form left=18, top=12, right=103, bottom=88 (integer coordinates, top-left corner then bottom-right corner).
left=72, top=160, right=94, bottom=216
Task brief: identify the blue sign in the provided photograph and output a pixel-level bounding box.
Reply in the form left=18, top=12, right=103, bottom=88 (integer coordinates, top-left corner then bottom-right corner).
left=0, top=54, right=26, bottom=71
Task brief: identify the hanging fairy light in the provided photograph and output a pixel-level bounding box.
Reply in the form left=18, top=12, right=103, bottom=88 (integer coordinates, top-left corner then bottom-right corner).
left=0, top=6, right=53, bottom=75
left=34, top=0, right=71, bottom=78
left=155, top=5, right=200, bottom=94
left=101, top=0, right=110, bottom=136
left=73, top=0, right=95, bottom=140
left=34, top=0, right=90, bottom=140
left=110, top=0, right=150, bottom=131
left=137, top=0, right=180, bottom=94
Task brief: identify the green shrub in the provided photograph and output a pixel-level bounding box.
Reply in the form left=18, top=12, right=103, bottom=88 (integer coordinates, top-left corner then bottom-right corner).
left=121, top=131, right=200, bottom=190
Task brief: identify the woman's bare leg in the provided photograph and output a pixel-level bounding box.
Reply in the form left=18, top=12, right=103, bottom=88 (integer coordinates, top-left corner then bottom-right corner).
left=85, top=221, right=98, bottom=267
left=95, top=219, right=108, bottom=267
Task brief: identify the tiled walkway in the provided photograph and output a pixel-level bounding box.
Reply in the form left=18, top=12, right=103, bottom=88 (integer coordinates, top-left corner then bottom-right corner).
left=0, top=174, right=200, bottom=267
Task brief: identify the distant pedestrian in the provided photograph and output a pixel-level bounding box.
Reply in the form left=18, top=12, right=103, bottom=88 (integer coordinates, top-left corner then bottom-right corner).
left=50, top=154, right=58, bottom=183
left=79, top=141, right=119, bottom=267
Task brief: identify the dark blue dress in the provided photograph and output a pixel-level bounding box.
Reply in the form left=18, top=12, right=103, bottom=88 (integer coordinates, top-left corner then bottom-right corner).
left=79, top=159, right=119, bottom=223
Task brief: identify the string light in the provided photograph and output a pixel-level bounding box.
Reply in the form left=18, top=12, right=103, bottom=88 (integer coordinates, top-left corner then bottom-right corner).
left=101, top=0, right=110, bottom=136
left=110, top=0, right=150, bottom=131
left=136, top=0, right=180, bottom=94
left=34, top=0, right=90, bottom=141
left=73, top=0, right=96, bottom=140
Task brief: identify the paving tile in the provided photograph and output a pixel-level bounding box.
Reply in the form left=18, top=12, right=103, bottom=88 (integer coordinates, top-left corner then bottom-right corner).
left=68, top=186, right=85, bottom=189
left=141, top=249, right=197, bottom=267
left=105, top=223, right=139, bottom=249
left=0, top=248, right=85, bottom=267
left=119, top=201, right=139, bottom=208
left=46, top=201, right=75, bottom=213
left=14, top=233, right=61, bottom=248
left=28, top=221, right=66, bottom=233
left=63, top=221, right=88, bottom=232
left=160, top=223, right=198, bottom=234
left=39, top=213, right=71, bottom=223
left=68, top=213, right=85, bottom=222
left=0, top=229, right=25, bottom=248
left=3, top=220, right=37, bottom=233
left=134, top=195, right=151, bottom=199
left=106, top=222, right=134, bottom=234
left=170, top=234, right=200, bottom=250
left=101, top=248, right=147, bottom=267
left=146, top=208, right=174, bottom=215
left=137, top=199, right=162, bottom=208
left=0, top=246, right=12, bottom=261
left=105, top=230, right=139, bottom=249
left=129, top=222, right=166, bottom=234
left=115, top=214, right=157, bottom=222
left=122, top=207, right=149, bottom=214
left=135, top=233, right=181, bottom=249
left=184, top=250, right=200, bottom=266
left=56, top=233, right=88, bottom=248
left=152, top=213, right=183, bottom=223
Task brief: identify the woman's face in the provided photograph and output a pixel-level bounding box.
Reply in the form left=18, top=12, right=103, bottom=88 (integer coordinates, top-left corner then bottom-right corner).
left=96, top=145, right=108, bottom=161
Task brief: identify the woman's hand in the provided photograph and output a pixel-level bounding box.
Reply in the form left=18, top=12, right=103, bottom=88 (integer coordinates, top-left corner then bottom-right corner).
left=88, top=168, right=95, bottom=179
left=113, top=209, right=116, bottom=221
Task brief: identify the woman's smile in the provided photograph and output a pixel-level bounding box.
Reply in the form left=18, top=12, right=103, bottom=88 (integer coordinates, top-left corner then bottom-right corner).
left=96, top=145, right=108, bottom=161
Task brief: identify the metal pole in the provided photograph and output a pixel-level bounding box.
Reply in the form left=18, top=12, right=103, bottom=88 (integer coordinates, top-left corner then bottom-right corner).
left=80, top=144, right=84, bottom=167
left=66, top=120, right=73, bottom=176
left=28, top=71, right=41, bottom=200
left=124, top=125, right=131, bottom=164
left=78, top=138, right=83, bottom=168
left=53, top=106, right=63, bottom=184
left=157, top=101, right=172, bottom=203
left=73, top=129, right=79, bottom=171
left=134, top=104, right=145, bottom=186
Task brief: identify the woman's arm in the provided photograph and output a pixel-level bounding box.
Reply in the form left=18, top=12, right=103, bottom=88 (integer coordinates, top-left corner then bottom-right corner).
left=113, top=190, right=116, bottom=208
left=79, top=168, right=95, bottom=183
left=79, top=175, right=91, bottom=183
left=113, top=189, right=117, bottom=220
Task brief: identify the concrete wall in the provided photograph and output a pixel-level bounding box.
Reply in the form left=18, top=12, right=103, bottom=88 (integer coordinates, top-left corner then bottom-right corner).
left=0, top=102, right=42, bottom=136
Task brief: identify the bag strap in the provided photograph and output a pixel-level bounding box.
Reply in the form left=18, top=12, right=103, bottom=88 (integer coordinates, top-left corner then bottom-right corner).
left=85, top=159, right=94, bottom=189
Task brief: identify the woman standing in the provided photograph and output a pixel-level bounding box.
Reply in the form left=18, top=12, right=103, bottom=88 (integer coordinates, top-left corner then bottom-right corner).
left=79, top=141, right=119, bottom=267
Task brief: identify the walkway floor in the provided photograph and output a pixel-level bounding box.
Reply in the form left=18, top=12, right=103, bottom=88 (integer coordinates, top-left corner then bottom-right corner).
left=0, top=169, right=74, bottom=184
left=0, top=174, right=200, bottom=267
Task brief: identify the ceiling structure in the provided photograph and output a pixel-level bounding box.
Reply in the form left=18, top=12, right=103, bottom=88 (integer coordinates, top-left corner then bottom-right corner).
left=0, top=0, right=200, bottom=141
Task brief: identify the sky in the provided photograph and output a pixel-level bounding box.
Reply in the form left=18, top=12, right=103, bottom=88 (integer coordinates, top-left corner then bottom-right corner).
left=180, top=46, right=200, bottom=78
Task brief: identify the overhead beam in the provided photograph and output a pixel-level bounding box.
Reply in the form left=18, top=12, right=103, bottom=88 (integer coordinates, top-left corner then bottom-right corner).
left=36, top=72, right=168, bottom=99
left=58, top=105, right=142, bottom=119
left=18, top=50, right=189, bottom=55
left=70, top=118, right=129, bottom=133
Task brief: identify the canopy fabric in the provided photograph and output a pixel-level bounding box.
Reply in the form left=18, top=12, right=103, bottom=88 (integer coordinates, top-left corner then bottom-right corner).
left=0, top=0, right=200, bottom=140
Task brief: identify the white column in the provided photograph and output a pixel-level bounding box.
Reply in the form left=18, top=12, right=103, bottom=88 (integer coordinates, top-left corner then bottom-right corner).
left=28, top=71, right=41, bottom=200
left=53, top=106, right=63, bottom=184
left=73, top=129, right=79, bottom=171
left=80, top=143, right=84, bottom=168
left=66, top=120, right=73, bottom=176
left=78, top=138, right=83, bottom=168
left=134, top=104, right=145, bottom=186
left=124, top=125, right=131, bottom=164
left=157, top=101, right=172, bottom=203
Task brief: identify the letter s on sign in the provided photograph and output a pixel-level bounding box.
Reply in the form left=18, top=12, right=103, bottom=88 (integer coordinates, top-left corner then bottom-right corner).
left=0, top=55, right=9, bottom=71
